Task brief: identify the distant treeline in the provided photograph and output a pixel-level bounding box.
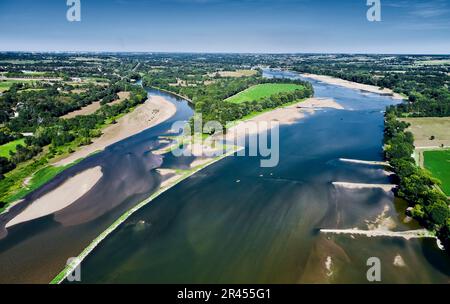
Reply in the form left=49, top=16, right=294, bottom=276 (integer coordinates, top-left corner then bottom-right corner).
left=384, top=110, right=450, bottom=250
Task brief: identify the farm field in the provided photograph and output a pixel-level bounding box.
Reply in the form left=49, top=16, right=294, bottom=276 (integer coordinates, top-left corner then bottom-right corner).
left=0, top=80, right=36, bottom=92
left=400, top=117, right=450, bottom=148
left=213, top=69, right=258, bottom=78
left=226, top=83, right=305, bottom=104
left=424, top=149, right=450, bottom=196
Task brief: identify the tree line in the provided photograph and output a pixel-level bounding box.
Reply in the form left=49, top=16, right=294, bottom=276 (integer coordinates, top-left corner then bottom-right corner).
left=384, top=109, right=450, bottom=251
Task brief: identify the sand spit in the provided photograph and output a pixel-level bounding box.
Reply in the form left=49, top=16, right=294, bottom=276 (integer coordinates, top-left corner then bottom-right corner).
left=224, top=97, right=344, bottom=141
left=332, top=182, right=396, bottom=192
left=54, top=96, right=176, bottom=166
left=302, top=73, right=404, bottom=100
left=339, top=158, right=389, bottom=166
left=320, top=228, right=435, bottom=240
left=6, top=166, right=103, bottom=228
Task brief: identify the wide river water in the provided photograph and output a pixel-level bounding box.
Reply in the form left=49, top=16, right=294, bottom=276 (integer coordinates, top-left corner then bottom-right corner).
left=1, top=70, right=449, bottom=283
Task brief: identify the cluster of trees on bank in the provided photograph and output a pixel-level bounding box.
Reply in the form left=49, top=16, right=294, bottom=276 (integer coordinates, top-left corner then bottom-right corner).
left=144, top=71, right=313, bottom=131
left=384, top=109, right=450, bottom=250
left=197, top=80, right=313, bottom=130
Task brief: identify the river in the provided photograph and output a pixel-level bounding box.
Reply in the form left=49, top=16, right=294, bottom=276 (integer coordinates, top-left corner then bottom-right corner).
left=0, top=71, right=449, bottom=283
left=69, top=70, right=450, bottom=283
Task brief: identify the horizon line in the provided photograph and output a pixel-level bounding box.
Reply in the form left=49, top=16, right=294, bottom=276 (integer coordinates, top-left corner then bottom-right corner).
left=0, top=50, right=448, bottom=56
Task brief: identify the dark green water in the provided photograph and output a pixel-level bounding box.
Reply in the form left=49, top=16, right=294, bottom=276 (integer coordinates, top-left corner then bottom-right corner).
left=73, top=71, right=450, bottom=284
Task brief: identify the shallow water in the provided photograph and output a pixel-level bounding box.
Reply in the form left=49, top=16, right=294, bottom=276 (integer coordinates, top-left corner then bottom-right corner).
left=71, top=71, right=450, bottom=284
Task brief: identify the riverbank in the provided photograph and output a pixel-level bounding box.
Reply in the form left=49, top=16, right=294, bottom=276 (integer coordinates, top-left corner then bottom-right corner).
left=148, top=86, right=194, bottom=104
left=302, top=73, right=405, bottom=100
left=53, top=95, right=176, bottom=167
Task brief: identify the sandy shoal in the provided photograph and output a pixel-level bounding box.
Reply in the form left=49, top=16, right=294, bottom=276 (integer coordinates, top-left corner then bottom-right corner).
left=225, top=97, right=343, bottom=140
left=6, top=166, right=103, bottom=228
left=54, top=96, right=176, bottom=166
left=302, top=73, right=404, bottom=100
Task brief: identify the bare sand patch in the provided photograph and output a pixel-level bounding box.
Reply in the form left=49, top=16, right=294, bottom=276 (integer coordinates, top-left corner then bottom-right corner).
left=6, top=166, right=103, bottom=228
left=190, top=158, right=213, bottom=168
left=54, top=96, right=176, bottom=166
left=225, top=97, right=343, bottom=140
left=208, top=70, right=258, bottom=78
left=332, top=182, right=396, bottom=192
left=62, top=101, right=102, bottom=119
left=155, top=169, right=181, bottom=188
left=62, top=91, right=132, bottom=119
left=339, top=158, right=389, bottom=166
left=302, top=73, right=404, bottom=100
left=393, top=254, right=406, bottom=267
left=71, top=88, right=87, bottom=94
left=320, top=228, right=435, bottom=240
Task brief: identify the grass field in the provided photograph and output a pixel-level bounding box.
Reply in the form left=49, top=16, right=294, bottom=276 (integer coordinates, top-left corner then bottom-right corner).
left=424, top=150, right=450, bottom=196
left=400, top=117, right=450, bottom=148
left=0, top=80, right=36, bottom=92
left=0, top=139, right=25, bottom=158
left=415, top=59, right=450, bottom=66
left=226, top=83, right=305, bottom=104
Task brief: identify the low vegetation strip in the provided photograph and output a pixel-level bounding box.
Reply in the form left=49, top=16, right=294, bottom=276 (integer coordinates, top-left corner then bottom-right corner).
left=424, top=150, right=450, bottom=196
left=226, top=83, right=306, bottom=104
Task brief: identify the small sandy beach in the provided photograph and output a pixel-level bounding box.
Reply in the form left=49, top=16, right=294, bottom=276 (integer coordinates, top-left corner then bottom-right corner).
left=6, top=166, right=103, bottom=228
left=225, top=97, right=343, bottom=139
left=302, top=73, right=404, bottom=100
left=54, top=95, right=176, bottom=166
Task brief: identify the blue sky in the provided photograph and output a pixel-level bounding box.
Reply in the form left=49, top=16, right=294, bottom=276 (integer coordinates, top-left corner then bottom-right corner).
left=0, top=0, right=449, bottom=54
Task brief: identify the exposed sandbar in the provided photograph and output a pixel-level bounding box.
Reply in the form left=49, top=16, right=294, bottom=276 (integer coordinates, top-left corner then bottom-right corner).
left=6, top=166, right=103, bottom=228
left=320, top=228, right=435, bottom=240
left=54, top=96, right=176, bottom=166
left=332, top=182, right=396, bottom=192
left=302, top=73, right=404, bottom=100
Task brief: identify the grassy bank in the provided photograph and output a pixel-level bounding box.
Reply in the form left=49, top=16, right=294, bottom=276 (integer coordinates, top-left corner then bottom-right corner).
left=226, top=83, right=306, bottom=103
left=0, top=138, right=25, bottom=158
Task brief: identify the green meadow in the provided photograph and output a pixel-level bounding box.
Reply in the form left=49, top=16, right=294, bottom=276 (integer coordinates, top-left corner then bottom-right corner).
left=226, top=83, right=305, bottom=104
left=424, top=149, right=450, bottom=196
left=0, top=139, right=26, bottom=158
left=0, top=80, right=35, bottom=92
